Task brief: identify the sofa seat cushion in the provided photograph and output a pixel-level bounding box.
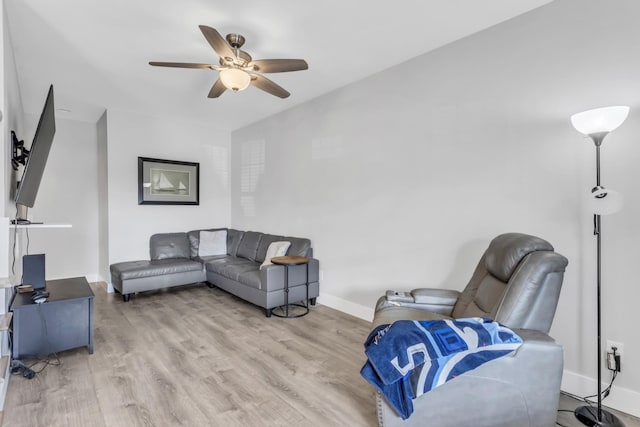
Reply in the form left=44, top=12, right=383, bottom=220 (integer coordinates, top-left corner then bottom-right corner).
left=205, top=257, right=259, bottom=282
left=111, top=259, right=204, bottom=281
left=193, top=254, right=228, bottom=263
left=205, top=256, right=250, bottom=270
left=236, top=270, right=262, bottom=289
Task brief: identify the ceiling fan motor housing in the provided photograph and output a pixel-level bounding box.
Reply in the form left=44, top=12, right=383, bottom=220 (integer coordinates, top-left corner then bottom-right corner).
left=225, top=33, right=245, bottom=48
left=223, top=34, right=252, bottom=66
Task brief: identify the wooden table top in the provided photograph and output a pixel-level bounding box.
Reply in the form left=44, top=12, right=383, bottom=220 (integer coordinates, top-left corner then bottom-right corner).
left=11, top=276, right=93, bottom=308
left=271, top=256, right=310, bottom=265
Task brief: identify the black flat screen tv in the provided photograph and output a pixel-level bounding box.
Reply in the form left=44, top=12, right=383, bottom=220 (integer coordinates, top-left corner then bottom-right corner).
left=14, top=85, right=56, bottom=218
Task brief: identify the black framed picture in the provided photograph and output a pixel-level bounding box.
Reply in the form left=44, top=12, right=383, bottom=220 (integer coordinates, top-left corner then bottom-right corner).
left=138, top=157, right=199, bottom=205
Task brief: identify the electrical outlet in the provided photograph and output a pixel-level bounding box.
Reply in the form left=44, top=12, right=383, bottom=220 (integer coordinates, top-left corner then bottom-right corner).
left=606, top=340, right=624, bottom=357
left=606, top=340, right=623, bottom=372
left=319, top=270, right=324, bottom=281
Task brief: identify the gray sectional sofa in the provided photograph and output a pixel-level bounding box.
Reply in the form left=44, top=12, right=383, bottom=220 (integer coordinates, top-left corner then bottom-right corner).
left=110, top=228, right=319, bottom=317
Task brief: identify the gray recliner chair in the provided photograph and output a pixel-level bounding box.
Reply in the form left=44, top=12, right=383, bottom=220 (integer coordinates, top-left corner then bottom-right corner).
left=371, top=233, right=569, bottom=427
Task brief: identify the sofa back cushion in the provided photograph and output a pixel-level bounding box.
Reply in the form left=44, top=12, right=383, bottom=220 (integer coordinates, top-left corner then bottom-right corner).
left=256, top=234, right=285, bottom=263
left=227, top=229, right=245, bottom=257
left=150, top=233, right=190, bottom=260
left=236, top=231, right=263, bottom=261
left=285, top=237, right=312, bottom=257
left=451, top=232, right=568, bottom=333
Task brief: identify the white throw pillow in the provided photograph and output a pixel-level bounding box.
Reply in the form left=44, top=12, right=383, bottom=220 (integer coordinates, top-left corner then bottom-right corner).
left=260, top=241, right=291, bottom=269
left=199, top=230, right=227, bottom=257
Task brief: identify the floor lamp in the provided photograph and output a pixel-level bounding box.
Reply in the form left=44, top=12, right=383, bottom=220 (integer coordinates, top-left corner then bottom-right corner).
left=570, top=105, right=629, bottom=427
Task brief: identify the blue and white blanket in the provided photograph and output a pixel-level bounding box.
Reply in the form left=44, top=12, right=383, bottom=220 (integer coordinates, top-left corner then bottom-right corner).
left=360, top=317, right=522, bottom=419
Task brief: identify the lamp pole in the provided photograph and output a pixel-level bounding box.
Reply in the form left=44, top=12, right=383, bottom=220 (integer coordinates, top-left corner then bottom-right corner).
left=594, top=134, right=603, bottom=422
left=594, top=139, right=603, bottom=423
left=573, top=130, right=625, bottom=427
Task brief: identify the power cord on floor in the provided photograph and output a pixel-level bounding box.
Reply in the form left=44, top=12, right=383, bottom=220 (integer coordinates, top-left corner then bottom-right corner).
left=584, top=370, right=617, bottom=402
left=28, top=353, right=62, bottom=373
left=10, top=353, right=61, bottom=380
left=10, top=360, right=35, bottom=379
left=561, top=369, right=618, bottom=407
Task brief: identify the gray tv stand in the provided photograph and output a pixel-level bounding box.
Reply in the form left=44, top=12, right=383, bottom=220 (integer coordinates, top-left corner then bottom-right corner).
left=11, top=276, right=94, bottom=359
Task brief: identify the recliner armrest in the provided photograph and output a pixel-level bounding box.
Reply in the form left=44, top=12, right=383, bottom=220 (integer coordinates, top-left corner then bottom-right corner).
left=409, top=289, right=460, bottom=315
left=411, top=288, right=460, bottom=305
left=376, top=288, right=461, bottom=316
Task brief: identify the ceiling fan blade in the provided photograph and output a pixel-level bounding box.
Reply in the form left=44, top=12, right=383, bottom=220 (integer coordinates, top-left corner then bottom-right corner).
left=199, top=25, right=236, bottom=60
left=208, top=79, right=227, bottom=98
left=249, top=59, right=308, bottom=73
left=149, top=61, right=212, bottom=69
left=250, top=74, right=290, bottom=98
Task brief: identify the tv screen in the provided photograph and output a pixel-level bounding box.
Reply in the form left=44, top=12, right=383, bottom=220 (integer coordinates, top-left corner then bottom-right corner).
left=15, top=84, right=56, bottom=209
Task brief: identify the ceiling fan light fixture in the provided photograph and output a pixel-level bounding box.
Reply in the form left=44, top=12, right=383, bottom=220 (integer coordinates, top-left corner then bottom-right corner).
left=219, top=68, right=251, bottom=92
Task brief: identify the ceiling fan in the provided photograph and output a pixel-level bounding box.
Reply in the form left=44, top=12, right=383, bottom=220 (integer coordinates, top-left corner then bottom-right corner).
left=149, top=25, right=308, bottom=99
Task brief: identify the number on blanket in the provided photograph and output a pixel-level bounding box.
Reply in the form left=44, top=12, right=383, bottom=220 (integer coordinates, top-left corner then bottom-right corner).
left=390, top=343, right=428, bottom=376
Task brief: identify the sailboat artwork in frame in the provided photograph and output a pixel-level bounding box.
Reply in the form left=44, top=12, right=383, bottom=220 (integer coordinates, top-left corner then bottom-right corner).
left=138, top=157, right=199, bottom=205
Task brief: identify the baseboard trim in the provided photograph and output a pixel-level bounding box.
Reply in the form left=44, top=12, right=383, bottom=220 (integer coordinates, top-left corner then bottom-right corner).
left=85, top=274, right=101, bottom=284
left=562, top=369, right=640, bottom=419
left=317, top=293, right=374, bottom=322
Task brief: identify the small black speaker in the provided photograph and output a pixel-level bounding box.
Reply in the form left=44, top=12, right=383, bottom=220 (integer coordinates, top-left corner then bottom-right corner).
left=22, top=254, right=46, bottom=290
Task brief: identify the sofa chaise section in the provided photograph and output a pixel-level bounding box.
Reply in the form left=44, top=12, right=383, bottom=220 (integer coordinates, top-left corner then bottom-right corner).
left=110, top=232, right=206, bottom=302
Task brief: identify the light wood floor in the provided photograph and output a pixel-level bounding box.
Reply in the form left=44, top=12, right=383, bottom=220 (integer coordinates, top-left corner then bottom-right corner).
left=4, top=283, right=377, bottom=427
left=4, top=283, right=640, bottom=427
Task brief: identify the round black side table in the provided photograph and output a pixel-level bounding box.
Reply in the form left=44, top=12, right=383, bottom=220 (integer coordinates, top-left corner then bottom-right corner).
left=271, top=256, right=310, bottom=318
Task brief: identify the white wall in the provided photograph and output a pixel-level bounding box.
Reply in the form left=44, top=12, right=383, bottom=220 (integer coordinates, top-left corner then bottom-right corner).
left=20, top=115, right=100, bottom=280
left=3, top=2, right=100, bottom=283
left=106, top=110, right=230, bottom=265
left=2, top=0, right=24, bottom=219
left=2, top=105, right=232, bottom=285
left=1, top=0, right=22, bottom=283
left=231, top=0, right=640, bottom=416
left=96, top=111, right=109, bottom=282
left=3, top=0, right=101, bottom=285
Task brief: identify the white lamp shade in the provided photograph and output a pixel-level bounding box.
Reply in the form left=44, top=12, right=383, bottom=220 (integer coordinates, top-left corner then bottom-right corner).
left=590, top=187, right=624, bottom=215
left=571, top=106, right=630, bottom=135
left=219, top=68, right=251, bottom=92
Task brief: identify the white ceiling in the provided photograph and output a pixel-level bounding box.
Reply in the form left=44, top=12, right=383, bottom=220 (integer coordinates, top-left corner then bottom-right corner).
left=6, top=0, right=553, bottom=131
